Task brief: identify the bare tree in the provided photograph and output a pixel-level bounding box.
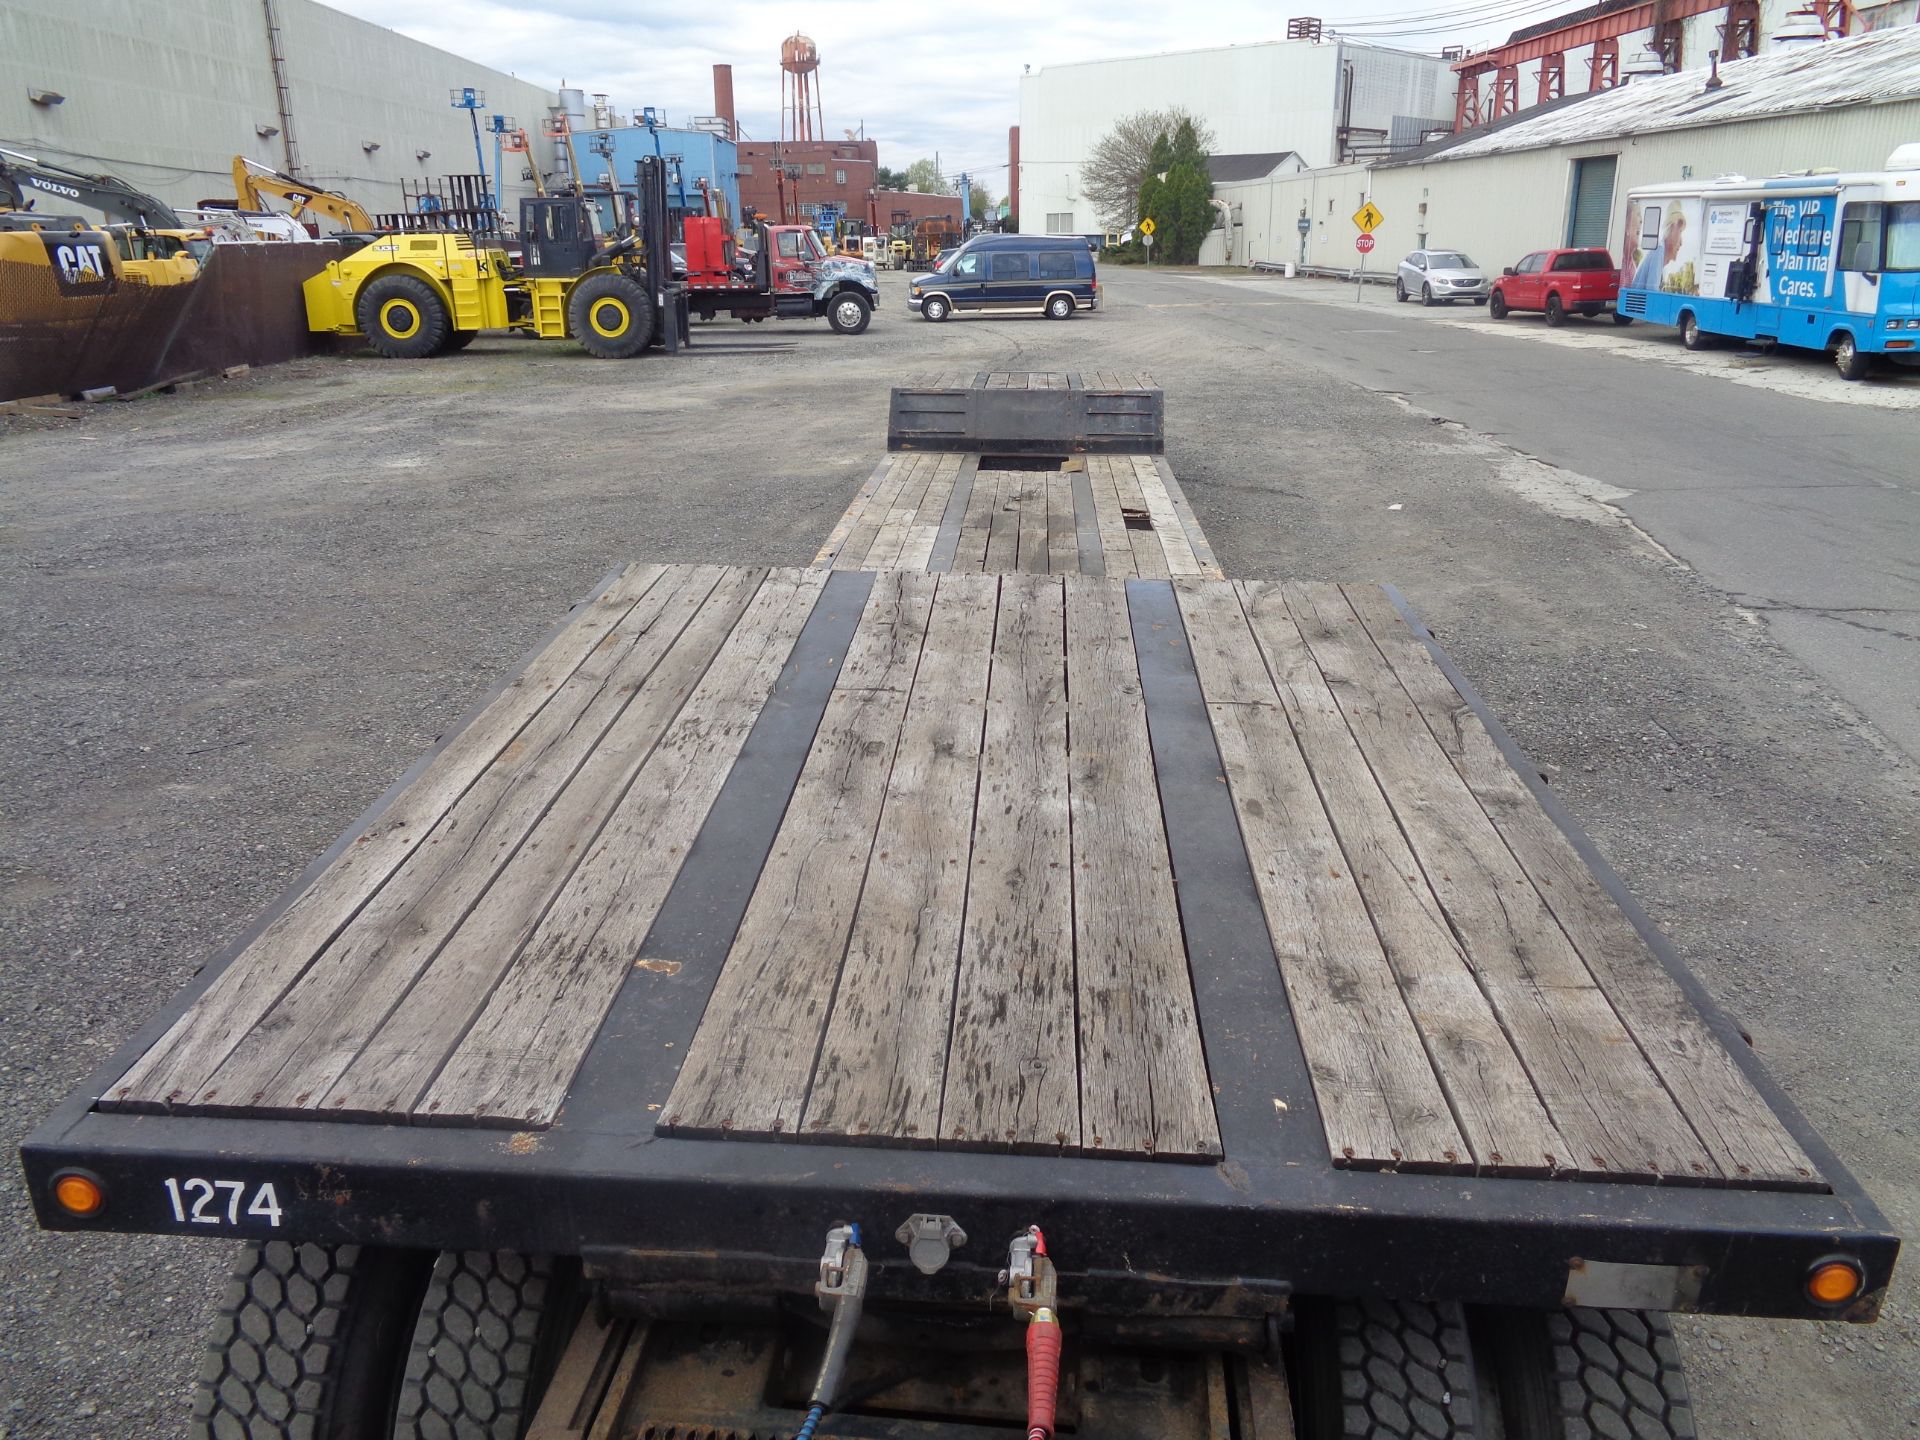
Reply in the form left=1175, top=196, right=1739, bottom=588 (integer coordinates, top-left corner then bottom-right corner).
left=1081, top=108, right=1218, bottom=229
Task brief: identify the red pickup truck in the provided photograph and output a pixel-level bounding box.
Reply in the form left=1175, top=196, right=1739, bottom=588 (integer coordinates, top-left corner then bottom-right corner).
left=1488, top=247, right=1624, bottom=326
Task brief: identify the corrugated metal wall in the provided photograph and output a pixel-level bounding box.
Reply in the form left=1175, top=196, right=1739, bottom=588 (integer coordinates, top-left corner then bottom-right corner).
left=0, top=0, right=559, bottom=221
left=1232, top=102, right=1920, bottom=274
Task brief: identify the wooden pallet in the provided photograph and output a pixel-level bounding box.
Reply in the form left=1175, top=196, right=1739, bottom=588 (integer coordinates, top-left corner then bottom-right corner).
left=101, top=564, right=1819, bottom=1188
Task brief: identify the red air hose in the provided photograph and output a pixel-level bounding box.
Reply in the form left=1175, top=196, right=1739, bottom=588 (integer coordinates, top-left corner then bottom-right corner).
left=1026, top=1307, right=1062, bottom=1440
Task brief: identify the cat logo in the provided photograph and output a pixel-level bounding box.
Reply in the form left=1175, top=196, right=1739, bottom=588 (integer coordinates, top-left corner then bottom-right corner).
left=40, top=231, right=118, bottom=295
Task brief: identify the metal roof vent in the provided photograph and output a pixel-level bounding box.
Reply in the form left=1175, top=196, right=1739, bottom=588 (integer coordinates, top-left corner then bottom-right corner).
left=1771, top=6, right=1826, bottom=46
left=1889, top=143, right=1920, bottom=171
left=1622, top=44, right=1668, bottom=79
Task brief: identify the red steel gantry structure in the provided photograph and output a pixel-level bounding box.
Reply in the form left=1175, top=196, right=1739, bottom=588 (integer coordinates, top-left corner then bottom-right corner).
left=1449, top=0, right=1850, bottom=131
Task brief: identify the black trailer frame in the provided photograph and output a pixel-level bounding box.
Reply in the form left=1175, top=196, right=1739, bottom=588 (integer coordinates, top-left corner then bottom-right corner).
left=21, top=569, right=1897, bottom=1329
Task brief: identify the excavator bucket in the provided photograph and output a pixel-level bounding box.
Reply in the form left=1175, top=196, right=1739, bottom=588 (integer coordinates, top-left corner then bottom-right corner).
left=888, top=373, right=1163, bottom=454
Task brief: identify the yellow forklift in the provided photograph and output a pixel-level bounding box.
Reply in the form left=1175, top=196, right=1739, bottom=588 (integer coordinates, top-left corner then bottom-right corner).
left=302, top=155, right=686, bottom=359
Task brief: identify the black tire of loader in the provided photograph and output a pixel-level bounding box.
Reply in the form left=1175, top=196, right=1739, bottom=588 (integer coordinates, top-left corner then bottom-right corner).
left=390, top=1251, right=583, bottom=1440
left=568, top=273, right=656, bottom=359
left=1472, top=1306, right=1698, bottom=1440
left=357, top=275, right=453, bottom=360
left=191, top=1241, right=434, bottom=1440
left=1294, top=1297, right=1483, bottom=1439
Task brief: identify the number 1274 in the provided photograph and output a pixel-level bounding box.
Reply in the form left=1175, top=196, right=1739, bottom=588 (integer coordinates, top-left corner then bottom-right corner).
left=163, top=1177, right=284, bottom=1228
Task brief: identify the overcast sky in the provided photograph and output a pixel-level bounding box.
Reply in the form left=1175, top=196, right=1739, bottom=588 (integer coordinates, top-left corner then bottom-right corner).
left=327, top=0, right=1578, bottom=194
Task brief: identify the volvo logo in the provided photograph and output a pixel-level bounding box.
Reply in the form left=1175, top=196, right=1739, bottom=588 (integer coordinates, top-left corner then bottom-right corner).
left=27, top=176, right=83, bottom=199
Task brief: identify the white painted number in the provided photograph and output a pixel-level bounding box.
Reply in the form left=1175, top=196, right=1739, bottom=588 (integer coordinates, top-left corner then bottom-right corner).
left=163, top=1178, right=283, bottom=1228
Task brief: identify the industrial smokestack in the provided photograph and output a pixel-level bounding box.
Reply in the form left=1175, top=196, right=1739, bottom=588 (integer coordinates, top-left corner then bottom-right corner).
left=713, top=64, right=737, bottom=141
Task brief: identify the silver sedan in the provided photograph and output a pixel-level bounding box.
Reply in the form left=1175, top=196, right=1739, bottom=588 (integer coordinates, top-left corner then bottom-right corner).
left=1396, top=250, right=1489, bottom=306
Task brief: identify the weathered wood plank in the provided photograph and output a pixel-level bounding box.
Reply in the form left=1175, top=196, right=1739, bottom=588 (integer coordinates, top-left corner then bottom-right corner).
left=1087, top=457, right=1137, bottom=580
left=803, top=575, right=999, bottom=1142
left=321, top=567, right=770, bottom=1118
left=833, top=455, right=917, bottom=571
left=106, top=563, right=669, bottom=1109
left=1231, top=581, right=1567, bottom=1174
left=940, top=574, right=1080, bottom=1151
left=865, top=453, right=935, bottom=570
left=900, top=453, right=963, bottom=571
left=660, top=572, right=934, bottom=1136
left=202, top=564, right=736, bottom=1113
left=1279, top=582, right=1715, bottom=1182
left=813, top=457, right=894, bottom=567
left=983, top=472, right=1022, bottom=574
left=1155, top=458, right=1222, bottom=580
left=1174, top=582, right=1468, bottom=1171
left=1134, top=456, right=1204, bottom=577
left=1341, top=583, right=1820, bottom=1187
left=1013, top=478, right=1050, bottom=574
left=1063, top=577, right=1220, bottom=1158
left=422, top=569, right=829, bottom=1126
left=948, top=467, right=1001, bottom=575
left=1045, top=470, right=1078, bottom=574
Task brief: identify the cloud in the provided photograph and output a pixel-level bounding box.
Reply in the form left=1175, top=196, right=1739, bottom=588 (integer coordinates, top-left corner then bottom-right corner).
left=322, top=0, right=1580, bottom=194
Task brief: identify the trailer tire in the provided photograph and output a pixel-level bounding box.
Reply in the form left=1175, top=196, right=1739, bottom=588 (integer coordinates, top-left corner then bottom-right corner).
left=358, top=275, right=452, bottom=359
left=191, top=1241, right=433, bottom=1440
left=568, top=274, right=655, bottom=359
left=1295, top=1298, right=1481, bottom=1439
left=391, top=1251, right=581, bottom=1440
left=827, top=289, right=873, bottom=334
left=1473, top=1307, right=1697, bottom=1440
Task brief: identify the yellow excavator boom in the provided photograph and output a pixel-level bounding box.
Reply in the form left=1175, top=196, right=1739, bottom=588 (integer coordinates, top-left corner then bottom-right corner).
left=231, top=157, right=377, bottom=233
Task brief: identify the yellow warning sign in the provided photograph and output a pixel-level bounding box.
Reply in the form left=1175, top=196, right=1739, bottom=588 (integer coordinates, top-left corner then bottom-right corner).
left=1139, top=217, right=1157, bottom=236
left=1352, top=201, right=1384, bottom=233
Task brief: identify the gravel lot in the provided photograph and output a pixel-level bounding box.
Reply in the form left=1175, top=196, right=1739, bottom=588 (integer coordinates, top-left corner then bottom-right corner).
left=3, top=266, right=1914, bottom=1437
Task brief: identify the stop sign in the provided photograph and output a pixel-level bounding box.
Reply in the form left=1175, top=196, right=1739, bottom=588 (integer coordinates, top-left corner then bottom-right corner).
left=1355, top=233, right=1376, bottom=254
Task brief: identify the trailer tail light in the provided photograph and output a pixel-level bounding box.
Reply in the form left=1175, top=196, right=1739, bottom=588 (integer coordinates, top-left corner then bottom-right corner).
left=1805, top=1256, right=1864, bottom=1306
left=51, top=1170, right=106, bottom=1218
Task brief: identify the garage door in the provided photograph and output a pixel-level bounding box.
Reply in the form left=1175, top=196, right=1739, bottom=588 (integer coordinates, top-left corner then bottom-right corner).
left=1567, top=155, right=1618, bottom=247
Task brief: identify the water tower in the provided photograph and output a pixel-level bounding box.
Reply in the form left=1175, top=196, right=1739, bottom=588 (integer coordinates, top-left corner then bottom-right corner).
left=780, top=33, right=825, bottom=142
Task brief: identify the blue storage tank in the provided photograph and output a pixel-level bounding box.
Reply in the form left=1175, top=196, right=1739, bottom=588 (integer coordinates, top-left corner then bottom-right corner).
left=577, top=123, right=740, bottom=230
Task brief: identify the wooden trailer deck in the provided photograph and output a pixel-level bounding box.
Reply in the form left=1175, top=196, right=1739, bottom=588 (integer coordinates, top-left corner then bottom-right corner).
left=821, top=369, right=1218, bottom=578
left=102, top=562, right=1820, bottom=1189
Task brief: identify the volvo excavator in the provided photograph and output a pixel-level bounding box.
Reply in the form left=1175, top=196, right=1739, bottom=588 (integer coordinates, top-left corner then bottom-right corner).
left=0, top=147, right=204, bottom=293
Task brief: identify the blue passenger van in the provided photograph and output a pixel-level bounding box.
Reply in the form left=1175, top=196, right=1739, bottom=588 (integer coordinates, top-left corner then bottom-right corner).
left=908, top=233, right=1099, bottom=321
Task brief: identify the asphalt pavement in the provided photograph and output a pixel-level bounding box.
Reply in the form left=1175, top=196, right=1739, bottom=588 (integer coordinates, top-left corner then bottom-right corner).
left=2, top=267, right=1916, bottom=1438
left=1176, top=268, right=1920, bottom=761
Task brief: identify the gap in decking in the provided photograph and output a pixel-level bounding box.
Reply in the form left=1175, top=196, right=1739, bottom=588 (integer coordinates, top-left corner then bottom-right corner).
left=979, top=454, right=1068, bottom=472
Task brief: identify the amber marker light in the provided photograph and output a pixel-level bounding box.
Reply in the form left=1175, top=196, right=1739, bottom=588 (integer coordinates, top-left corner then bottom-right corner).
left=1805, top=1257, right=1864, bottom=1307
left=51, top=1170, right=106, bottom=1219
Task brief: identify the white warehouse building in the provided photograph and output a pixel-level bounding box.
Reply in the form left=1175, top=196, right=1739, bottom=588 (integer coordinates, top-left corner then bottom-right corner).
left=1213, top=27, right=1920, bottom=276
left=1015, top=38, right=1455, bottom=236
left=0, top=0, right=561, bottom=222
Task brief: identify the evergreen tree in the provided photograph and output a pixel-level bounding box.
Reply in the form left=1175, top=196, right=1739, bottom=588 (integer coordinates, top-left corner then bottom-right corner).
left=1146, top=131, right=1174, bottom=180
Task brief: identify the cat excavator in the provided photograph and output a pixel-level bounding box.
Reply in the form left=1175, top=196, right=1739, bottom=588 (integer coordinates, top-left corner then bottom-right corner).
left=228, top=156, right=378, bottom=236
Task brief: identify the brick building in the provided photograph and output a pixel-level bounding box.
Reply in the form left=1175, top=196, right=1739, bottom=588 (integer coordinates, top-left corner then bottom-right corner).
left=737, top=139, right=961, bottom=233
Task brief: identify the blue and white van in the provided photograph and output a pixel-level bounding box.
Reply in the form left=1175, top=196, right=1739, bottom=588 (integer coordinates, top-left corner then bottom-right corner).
left=908, top=233, right=1099, bottom=322
left=1618, top=143, right=1920, bottom=379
